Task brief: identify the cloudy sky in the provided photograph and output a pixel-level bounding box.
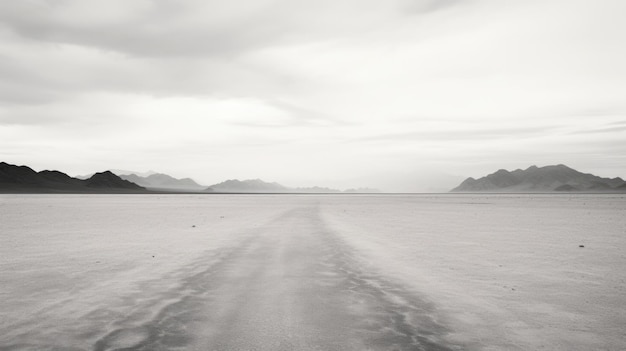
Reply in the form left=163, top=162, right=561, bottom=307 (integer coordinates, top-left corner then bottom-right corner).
left=0, top=0, right=625, bottom=191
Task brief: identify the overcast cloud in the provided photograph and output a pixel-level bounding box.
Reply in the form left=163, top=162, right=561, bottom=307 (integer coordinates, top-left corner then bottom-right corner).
left=1, top=0, right=625, bottom=191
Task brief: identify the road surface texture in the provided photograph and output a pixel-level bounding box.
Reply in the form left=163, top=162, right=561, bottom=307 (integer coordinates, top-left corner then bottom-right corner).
left=91, top=205, right=461, bottom=351
left=4, top=194, right=626, bottom=350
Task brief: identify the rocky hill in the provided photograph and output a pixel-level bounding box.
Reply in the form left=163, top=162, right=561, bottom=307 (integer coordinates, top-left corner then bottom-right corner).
left=0, top=162, right=146, bottom=193
left=451, top=165, right=625, bottom=192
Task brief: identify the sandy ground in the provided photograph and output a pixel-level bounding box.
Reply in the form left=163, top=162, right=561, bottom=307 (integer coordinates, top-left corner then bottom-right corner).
left=322, top=195, right=626, bottom=350
left=0, top=194, right=624, bottom=350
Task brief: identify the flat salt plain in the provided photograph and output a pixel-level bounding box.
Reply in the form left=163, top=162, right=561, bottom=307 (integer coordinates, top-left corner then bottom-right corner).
left=0, top=194, right=624, bottom=350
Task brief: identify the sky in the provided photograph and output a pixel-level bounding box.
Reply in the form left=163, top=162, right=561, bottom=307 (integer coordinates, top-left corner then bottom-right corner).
left=0, top=0, right=625, bottom=192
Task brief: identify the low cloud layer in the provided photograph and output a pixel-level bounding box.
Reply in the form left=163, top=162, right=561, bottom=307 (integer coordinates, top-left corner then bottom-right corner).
left=1, top=0, right=625, bottom=191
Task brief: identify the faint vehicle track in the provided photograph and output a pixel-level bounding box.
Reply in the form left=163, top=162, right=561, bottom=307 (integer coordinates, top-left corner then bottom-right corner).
left=91, top=205, right=463, bottom=351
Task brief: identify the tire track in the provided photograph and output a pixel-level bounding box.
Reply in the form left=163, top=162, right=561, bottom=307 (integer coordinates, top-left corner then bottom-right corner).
left=89, top=205, right=464, bottom=351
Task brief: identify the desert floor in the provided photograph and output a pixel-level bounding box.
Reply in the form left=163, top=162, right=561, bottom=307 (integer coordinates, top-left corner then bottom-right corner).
left=1, top=194, right=624, bottom=350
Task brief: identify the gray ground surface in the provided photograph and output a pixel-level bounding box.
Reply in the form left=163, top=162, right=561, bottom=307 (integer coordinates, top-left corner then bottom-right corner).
left=3, top=194, right=625, bottom=350
left=91, top=206, right=458, bottom=351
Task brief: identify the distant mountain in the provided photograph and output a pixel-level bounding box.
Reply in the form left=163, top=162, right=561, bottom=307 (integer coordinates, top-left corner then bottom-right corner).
left=207, top=179, right=289, bottom=193
left=84, top=171, right=145, bottom=190
left=0, top=162, right=146, bottom=193
left=206, top=179, right=380, bottom=193
left=451, top=164, right=626, bottom=192
left=110, top=169, right=158, bottom=177
left=119, top=173, right=205, bottom=191
left=77, top=169, right=158, bottom=180
left=294, top=186, right=341, bottom=193
left=1, top=161, right=381, bottom=194
left=344, top=188, right=381, bottom=193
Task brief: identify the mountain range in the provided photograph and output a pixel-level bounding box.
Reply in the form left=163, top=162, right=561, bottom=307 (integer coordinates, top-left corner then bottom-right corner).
left=0, top=162, right=145, bottom=193
left=0, top=162, right=380, bottom=193
left=118, top=173, right=205, bottom=191
left=451, top=164, right=626, bottom=192
left=206, top=179, right=379, bottom=193
left=207, top=179, right=288, bottom=193
left=6, top=161, right=620, bottom=194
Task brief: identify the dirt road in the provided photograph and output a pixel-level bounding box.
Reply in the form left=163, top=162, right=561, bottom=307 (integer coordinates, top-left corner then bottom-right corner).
left=93, top=205, right=460, bottom=351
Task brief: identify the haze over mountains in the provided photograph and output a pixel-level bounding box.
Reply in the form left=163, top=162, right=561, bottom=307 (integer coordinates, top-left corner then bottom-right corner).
left=452, top=165, right=626, bottom=192
left=110, top=170, right=380, bottom=193
left=206, top=179, right=379, bottom=193
left=207, top=179, right=287, bottom=193
left=112, top=172, right=376, bottom=193
left=0, top=162, right=381, bottom=193
left=118, top=173, right=205, bottom=191
left=3, top=161, right=625, bottom=193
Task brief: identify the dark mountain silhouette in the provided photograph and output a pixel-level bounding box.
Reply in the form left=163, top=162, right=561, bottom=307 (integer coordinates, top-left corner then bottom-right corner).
left=0, top=162, right=146, bottom=193
left=76, top=169, right=157, bottom=180
left=452, top=164, right=626, bottom=192
left=1, top=162, right=45, bottom=186
left=119, top=173, right=204, bottom=190
left=84, top=171, right=144, bottom=190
